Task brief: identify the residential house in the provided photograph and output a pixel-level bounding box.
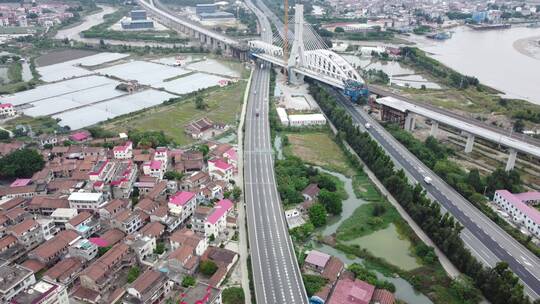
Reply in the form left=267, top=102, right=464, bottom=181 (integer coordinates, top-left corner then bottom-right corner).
left=27, top=196, right=70, bottom=216
left=99, top=198, right=130, bottom=219
left=207, top=158, right=234, bottom=181
left=80, top=243, right=132, bottom=292
left=168, top=245, right=199, bottom=275
left=304, top=250, right=331, bottom=273
left=168, top=191, right=197, bottom=223
left=0, top=264, right=36, bottom=303
left=68, top=192, right=107, bottom=211
left=124, top=269, right=173, bottom=304
left=7, top=218, right=43, bottom=248
left=51, top=208, right=78, bottom=229
left=66, top=211, right=100, bottom=238
left=180, top=282, right=222, bottom=304
left=201, top=246, right=239, bottom=287
left=125, top=234, right=156, bottom=262
left=327, top=278, right=375, bottom=304
left=170, top=228, right=207, bottom=256
left=36, top=218, right=58, bottom=241
left=28, top=230, right=80, bottom=266
left=11, top=279, right=69, bottom=304
left=68, top=238, right=99, bottom=261
left=0, top=103, right=15, bottom=117
left=113, top=141, right=133, bottom=159
left=139, top=221, right=165, bottom=240
left=192, top=199, right=233, bottom=240
left=43, top=257, right=84, bottom=287
left=302, top=183, right=320, bottom=201
left=112, top=210, right=144, bottom=234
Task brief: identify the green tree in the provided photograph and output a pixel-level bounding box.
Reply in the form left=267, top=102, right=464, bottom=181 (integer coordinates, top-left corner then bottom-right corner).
left=467, top=169, right=484, bottom=193
left=181, top=275, right=196, bottom=287
left=98, top=246, right=111, bottom=257
left=195, top=95, right=208, bottom=109
left=318, top=189, right=342, bottom=215
left=164, top=170, right=184, bottom=180
left=154, top=242, right=166, bottom=254
left=308, top=203, right=327, bottom=227
left=513, top=119, right=525, bottom=133
left=334, top=27, right=345, bottom=33
left=127, top=266, right=140, bottom=283
left=316, top=174, right=337, bottom=192
left=0, top=148, right=45, bottom=178
left=451, top=275, right=481, bottom=304
left=197, top=144, right=210, bottom=157
left=0, top=130, right=9, bottom=140
left=222, top=287, right=245, bottom=304
left=302, top=274, right=327, bottom=296
left=200, top=260, right=218, bottom=276
left=232, top=186, right=242, bottom=201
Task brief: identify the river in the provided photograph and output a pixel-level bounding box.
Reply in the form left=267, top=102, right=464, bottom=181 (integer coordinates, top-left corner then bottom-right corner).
left=408, top=26, right=540, bottom=104
left=55, top=5, right=191, bottom=48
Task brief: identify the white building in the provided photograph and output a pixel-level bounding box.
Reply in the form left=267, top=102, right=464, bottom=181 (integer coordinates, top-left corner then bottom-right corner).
left=12, top=279, right=69, bottom=304
left=276, top=107, right=289, bottom=126
left=196, top=199, right=233, bottom=239
left=36, top=218, right=58, bottom=241
left=113, top=141, right=133, bottom=160
left=51, top=208, right=78, bottom=228
left=68, top=192, right=107, bottom=211
left=0, top=103, right=15, bottom=118
left=168, top=191, right=197, bottom=223
left=288, top=114, right=327, bottom=127
left=0, top=264, right=36, bottom=303
left=493, top=190, right=540, bottom=238
left=68, top=238, right=98, bottom=261
left=207, top=159, right=234, bottom=181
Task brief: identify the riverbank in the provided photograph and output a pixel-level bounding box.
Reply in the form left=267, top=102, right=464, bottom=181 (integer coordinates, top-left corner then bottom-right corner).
left=513, top=35, right=540, bottom=60
left=276, top=128, right=472, bottom=303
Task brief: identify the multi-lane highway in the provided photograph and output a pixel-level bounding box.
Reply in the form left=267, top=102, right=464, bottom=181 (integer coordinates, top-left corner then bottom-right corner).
left=328, top=88, right=540, bottom=298
left=243, top=1, right=308, bottom=303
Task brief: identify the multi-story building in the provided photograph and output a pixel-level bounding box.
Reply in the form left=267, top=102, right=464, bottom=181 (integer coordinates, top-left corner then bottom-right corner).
left=7, top=218, right=43, bottom=248
left=66, top=212, right=100, bottom=238
left=50, top=208, right=78, bottom=229
left=11, top=279, right=69, bottom=304
left=113, top=141, right=133, bottom=159
left=79, top=243, right=132, bottom=292
left=0, top=264, right=36, bottom=303
left=207, top=159, right=233, bottom=181
left=168, top=191, right=197, bottom=223
left=36, top=218, right=58, bottom=241
left=193, top=199, right=233, bottom=239
left=170, top=228, right=207, bottom=256
left=125, top=234, right=156, bottom=262
left=28, top=230, right=80, bottom=266
left=68, top=238, right=98, bottom=261
left=110, top=161, right=138, bottom=199
left=124, top=269, right=173, bottom=304
left=493, top=190, right=540, bottom=238
left=68, top=192, right=107, bottom=211
left=0, top=103, right=15, bottom=118
left=112, top=210, right=144, bottom=234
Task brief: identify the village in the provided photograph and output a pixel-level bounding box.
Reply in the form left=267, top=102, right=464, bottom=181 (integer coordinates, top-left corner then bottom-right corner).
left=0, top=126, right=243, bottom=303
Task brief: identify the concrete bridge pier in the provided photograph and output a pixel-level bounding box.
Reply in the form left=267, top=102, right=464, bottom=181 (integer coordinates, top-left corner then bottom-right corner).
left=464, top=132, right=475, bottom=153
left=430, top=121, right=439, bottom=137
left=505, top=149, right=518, bottom=171
left=288, top=69, right=305, bottom=85
left=404, top=113, right=416, bottom=131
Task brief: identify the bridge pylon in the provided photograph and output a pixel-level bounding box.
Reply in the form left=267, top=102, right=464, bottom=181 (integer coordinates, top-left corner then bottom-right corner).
left=287, top=4, right=305, bottom=85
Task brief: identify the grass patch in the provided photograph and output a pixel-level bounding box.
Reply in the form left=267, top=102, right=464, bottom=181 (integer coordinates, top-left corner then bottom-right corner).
left=336, top=201, right=400, bottom=241
left=4, top=115, right=62, bottom=135
left=101, top=81, right=246, bottom=146
left=284, top=131, right=355, bottom=176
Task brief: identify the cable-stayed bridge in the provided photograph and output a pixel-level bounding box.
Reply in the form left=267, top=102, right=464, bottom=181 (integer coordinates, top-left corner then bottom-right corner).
left=248, top=4, right=368, bottom=99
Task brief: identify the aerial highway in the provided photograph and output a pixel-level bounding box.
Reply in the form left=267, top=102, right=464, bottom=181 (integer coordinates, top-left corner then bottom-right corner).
left=328, top=88, right=540, bottom=298
left=243, top=1, right=308, bottom=303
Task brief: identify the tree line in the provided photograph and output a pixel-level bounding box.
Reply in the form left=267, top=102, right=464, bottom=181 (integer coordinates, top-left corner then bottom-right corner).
left=385, top=124, right=540, bottom=258
left=309, top=84, right=537, bottom=304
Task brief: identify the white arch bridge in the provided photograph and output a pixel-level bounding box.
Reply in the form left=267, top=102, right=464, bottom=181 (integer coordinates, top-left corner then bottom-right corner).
left=248, top=4, right=368, bottom=99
